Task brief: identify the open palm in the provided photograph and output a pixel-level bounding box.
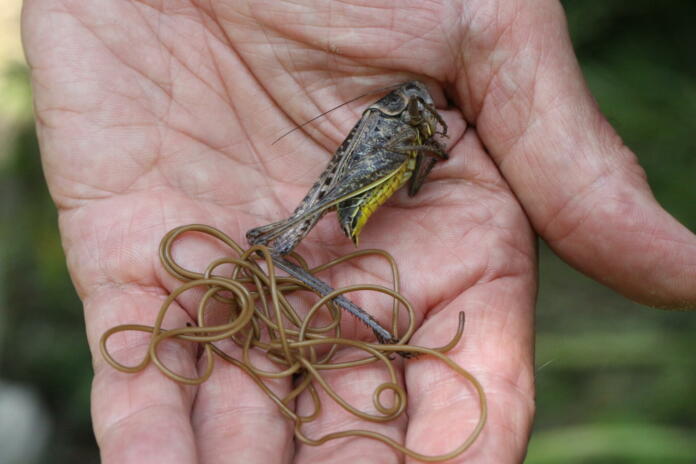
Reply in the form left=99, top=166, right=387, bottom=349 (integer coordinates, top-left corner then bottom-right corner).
left=23, top=1, right=696, bottom=463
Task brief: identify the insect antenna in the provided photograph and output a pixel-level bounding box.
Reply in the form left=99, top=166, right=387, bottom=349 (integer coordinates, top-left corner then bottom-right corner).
left=271, top=82, right=402, bottom=145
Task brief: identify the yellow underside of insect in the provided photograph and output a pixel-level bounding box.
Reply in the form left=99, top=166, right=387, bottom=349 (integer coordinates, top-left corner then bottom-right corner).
left=349, top=154, right=417, bottom=245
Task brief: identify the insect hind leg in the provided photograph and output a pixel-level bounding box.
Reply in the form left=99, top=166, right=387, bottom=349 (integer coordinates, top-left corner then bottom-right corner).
left=271, top=213, right=323, bottom=255
left=246, top=219, right=288, bottom=246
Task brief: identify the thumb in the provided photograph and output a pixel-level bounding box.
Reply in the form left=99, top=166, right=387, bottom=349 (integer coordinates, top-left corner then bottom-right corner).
left=458, top=0, right=696, bottom=308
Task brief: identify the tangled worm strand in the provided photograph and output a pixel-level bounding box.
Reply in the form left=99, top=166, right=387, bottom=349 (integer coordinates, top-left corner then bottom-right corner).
left=100, top=224, right=487, bottom=461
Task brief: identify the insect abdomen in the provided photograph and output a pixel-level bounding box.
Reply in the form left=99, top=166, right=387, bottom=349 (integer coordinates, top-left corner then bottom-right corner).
left=342, top=156, right=416, bottom=244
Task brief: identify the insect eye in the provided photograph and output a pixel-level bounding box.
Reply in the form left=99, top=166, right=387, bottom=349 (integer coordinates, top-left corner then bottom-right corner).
left=404, top=98, right=424, bottom=126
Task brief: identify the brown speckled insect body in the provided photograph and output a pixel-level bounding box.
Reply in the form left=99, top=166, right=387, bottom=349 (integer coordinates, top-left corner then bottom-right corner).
left=247, top=81, right=448, bottom=342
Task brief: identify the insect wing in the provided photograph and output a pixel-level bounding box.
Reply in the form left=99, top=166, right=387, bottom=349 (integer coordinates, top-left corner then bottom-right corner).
left=248, top=150, right=406, bottom=248
left=247, top=110, right=383, bottom=250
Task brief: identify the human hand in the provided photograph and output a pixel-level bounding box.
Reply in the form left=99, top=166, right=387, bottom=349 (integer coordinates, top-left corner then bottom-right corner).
left=22, top=1, right=696, bottom=463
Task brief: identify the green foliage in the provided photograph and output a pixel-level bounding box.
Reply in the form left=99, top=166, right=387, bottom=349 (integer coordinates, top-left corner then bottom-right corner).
left=0, top=66, right=97, bottom=462
left=529, top=423, right=696, bottom=463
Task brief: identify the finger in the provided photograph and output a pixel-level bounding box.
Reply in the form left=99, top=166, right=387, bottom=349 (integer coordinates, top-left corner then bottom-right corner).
left=88, top=290, right=198, bottom=464
left=403, top=132, right=536, bottom=463
left=457, top=0, right=696, bottom=308
left=294, top=347, right=407, bottom=464
left=405, top=286, right=535, bottom=463
left=191, top=340, right=294, bottom=464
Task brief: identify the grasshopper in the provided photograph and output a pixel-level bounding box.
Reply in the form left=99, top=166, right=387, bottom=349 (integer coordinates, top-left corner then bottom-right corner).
left=247, top=81, right=448, bottom=343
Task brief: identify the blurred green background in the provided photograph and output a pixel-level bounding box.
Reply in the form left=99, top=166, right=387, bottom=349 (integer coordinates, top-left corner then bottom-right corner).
left=0, top=1, right=694, bottom=462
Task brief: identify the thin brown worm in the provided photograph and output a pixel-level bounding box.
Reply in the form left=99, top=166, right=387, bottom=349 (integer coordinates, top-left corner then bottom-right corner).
left=100, top=224, right=487, bottom=461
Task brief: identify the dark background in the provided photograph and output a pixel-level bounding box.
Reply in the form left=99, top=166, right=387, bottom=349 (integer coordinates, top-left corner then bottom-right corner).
left=0, top=1, right=694, bottom=462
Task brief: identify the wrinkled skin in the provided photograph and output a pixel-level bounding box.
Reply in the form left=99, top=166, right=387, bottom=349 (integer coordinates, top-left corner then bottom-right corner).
left=22, top=0, right=696, bottom=463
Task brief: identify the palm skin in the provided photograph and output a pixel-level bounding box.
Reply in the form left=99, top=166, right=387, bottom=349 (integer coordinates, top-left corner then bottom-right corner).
left=22, top=0, right=696, bottom=463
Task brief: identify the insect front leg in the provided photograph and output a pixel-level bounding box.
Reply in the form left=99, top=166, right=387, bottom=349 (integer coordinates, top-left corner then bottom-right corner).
left=424, top=102, right=448, bottom=137
left=385, top=128, right=448, bottom=197
left=408, top=154, right=438, bottom=197
left=404, top=95, right=448, bottom=138
left=389, top=138, right=449, bottom=160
